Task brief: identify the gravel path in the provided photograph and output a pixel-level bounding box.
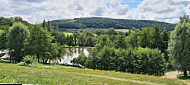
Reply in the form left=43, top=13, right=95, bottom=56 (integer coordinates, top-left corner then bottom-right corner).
left=163, top=71, right=182, bottom=79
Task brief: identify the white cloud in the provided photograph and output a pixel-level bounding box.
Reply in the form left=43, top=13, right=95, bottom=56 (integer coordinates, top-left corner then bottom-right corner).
left=126, top=0, right=189, bottom=23
left=0, top=0, right=189, bottom=24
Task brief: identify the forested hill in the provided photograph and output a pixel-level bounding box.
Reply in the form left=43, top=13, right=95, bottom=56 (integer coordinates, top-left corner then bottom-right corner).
left=50, top=17, right=176, bottom=31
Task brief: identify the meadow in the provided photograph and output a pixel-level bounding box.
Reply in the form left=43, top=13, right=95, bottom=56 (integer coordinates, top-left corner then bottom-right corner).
left=0, top=62, right=188, bottom=85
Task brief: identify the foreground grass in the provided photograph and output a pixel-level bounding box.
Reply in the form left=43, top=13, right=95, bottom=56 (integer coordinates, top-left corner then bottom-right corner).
left=0, top=63, right=188, bottom=85
left=177, top=74, right=190, bottom=84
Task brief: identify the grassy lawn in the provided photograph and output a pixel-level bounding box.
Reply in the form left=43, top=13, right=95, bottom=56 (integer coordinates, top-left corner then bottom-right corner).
left=0, top=63, right=188, bottom=85
left=177, top=74, right=190, bottom=84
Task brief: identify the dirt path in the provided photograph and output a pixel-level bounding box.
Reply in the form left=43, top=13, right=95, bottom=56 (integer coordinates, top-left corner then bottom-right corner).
left=73, top=72, right=160, bottom=85
left=77, top=72, right=190, bottom=85
left=163, top=71, right=182, bottom=79
left=163, top=71, right=190, bottom=85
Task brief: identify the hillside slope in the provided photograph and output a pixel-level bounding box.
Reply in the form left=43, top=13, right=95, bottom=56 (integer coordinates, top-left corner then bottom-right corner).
left=50, top=17, right=176, bottom=31
left=0, top=63, right=187, bottom=85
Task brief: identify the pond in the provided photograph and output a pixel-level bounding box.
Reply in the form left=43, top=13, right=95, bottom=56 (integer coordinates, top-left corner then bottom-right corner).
left=50, top=47, right=93, bottom=64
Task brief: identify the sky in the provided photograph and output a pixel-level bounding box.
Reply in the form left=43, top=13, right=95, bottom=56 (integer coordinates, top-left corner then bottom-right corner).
left=0, top=0, right=190, bottom=24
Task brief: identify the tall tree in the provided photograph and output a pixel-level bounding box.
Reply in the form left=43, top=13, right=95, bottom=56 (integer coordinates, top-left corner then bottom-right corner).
left=161, top=29, right=170, bottom=61
left=168, top=23, right=190, bottom=77
left=151, top=24, right=162, bottom=49
left=73, top=32, right=79, bottom=46
left=26, top=24, right=54, bottom=63
left=42, top=20, right=46, bottom=29
left=140, top=27, right=151, bottom=48
left=0, top=26, right=9, bottom=49
left=47, top=21, right=53, bottom=31
left=179, top=14, right=190, bottom=23
left=67, top=35, right=74, bottom=46
left=8, top=23, right=29, bottom=63
left=127, top=29, right=141, bottom=48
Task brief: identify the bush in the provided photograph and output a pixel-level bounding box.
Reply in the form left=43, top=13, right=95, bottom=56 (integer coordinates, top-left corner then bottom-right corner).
left=87, top=46, right=166, bottom=76
left=17, top=62, right=28, bottom=66
left=71, top=54, right=88, bottom=66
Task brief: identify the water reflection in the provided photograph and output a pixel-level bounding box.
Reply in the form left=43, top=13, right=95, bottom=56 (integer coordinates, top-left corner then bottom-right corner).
left=51, top=47, right=93, bottom=64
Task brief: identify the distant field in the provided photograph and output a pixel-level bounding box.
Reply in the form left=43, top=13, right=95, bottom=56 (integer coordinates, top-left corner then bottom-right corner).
left=115, top=29, right=130, bottom=33
left=64, top=32, right=98, bottom=37
left=64, top=33, right=73, bottom=37
left=0, top=62, right=188, bottom=85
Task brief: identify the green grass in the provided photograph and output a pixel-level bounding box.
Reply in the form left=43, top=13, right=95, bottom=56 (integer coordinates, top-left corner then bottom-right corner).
left=177, top=74, right=190, bottom=79
left=177, top=74, right=190, bottom=84
left=0, top=63, right=188, bottom=85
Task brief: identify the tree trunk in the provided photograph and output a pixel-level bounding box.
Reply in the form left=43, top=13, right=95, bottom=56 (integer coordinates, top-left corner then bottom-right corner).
left=184, top=70, right=187, bottom=77
left=10, top=56, right=11, bottom=63
left=37, top=54, right=39, bottom=63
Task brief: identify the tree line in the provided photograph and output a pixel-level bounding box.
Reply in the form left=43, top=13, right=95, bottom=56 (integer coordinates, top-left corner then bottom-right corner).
left=51, top=17, right=176, bottom=31
left=72, top=24, right=169, bottom=76
left=73, top=14, right=190, bottom=77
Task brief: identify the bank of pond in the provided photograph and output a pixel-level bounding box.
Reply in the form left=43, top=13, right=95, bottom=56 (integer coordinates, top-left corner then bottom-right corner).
left=48, top=47, right=93, bottom=64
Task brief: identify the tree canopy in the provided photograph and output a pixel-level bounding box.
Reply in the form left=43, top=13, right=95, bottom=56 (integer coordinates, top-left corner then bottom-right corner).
left=168, top=22, right=190, bottom=77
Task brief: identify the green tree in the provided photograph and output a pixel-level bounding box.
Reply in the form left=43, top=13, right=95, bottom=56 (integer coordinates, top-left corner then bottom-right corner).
left=151, top=24, right=162, bottom=49
left=67, top=35, right=74, bottom=46
left=161, top=29, right=170, bottom=61
left=96, top=34, right=112, bottom=49
left=179, top=14, right=190, bottom=23
left=0, top=27, right=9, bottom=49
left=89, top=46, right=117, bottom=70
left=168, top=23, right=190, bottom=77
left=140, top=27, right=151, bottom=48
left=85, top=36, right=94, bottom=47
left=72, top=54, right=88, bottom=66
left=73, top=32, right=79, bottom=46
left=42, top=20, right=46, bottom=29
left=107, top=28, right=117, bottom=35
left=47, top=21, right=53, bottom=31
left=78, top=33, right=85, bottom=46
left=26, top=24, right=54, bottom=63
left=8, top=23, right=29, bottom=63
left=127, top=29, right=141, bottom=48
left=114, top=35, right=127, bottom=49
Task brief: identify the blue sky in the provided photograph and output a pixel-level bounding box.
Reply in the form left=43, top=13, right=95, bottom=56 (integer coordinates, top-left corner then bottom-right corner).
left=0, top=0, right=189, bottom=24
left=120, top=0, right=143, bottom=9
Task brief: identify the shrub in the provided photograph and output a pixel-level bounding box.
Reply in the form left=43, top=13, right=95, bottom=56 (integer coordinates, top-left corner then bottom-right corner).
left=71, top=54, right=88, bottom=66
left=87, top=46, right=166, bottom=76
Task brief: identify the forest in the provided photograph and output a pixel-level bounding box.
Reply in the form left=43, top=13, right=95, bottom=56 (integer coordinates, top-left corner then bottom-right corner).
left=50, top=17, right=176, bottom=31
left=0, top=15, right=190, bottom=79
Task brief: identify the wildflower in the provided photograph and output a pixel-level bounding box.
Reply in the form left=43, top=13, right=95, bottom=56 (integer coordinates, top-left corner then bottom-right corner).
left=148, top=76, right=154, bottom=78
left=64, top=72, right=71, bottom=75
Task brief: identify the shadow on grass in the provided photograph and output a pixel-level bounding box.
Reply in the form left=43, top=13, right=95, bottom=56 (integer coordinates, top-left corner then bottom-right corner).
left=177, top=74, right=190, bottom=79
